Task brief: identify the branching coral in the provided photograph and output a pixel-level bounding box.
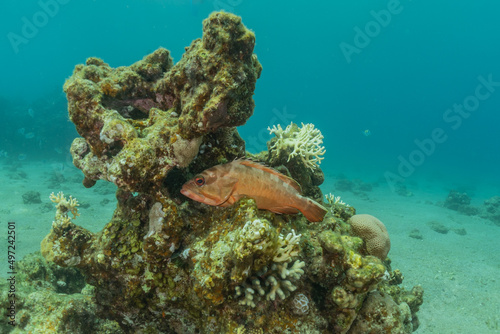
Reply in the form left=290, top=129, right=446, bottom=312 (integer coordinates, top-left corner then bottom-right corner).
left=268, top=122, right=325, bottom=170
left=232, top=219, right=301, bottom=268
left=49, top=192, right=80, bottom=224
left=235, top=259, right=305, bottom=307
left=189, top=202, right=306, bottom=309
left=324, top=192, right=355, bottom=221
left=267, top=260, right=305, bottom=299
left=273, top=229, right=301, bottom=262
left=325, top=193, right=348, bottom=207
left=234, top=224, right=305, bottom=307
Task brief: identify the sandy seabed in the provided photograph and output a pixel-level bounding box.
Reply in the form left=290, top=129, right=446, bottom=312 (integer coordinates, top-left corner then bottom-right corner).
left=0, top=160, right=499, bottom=334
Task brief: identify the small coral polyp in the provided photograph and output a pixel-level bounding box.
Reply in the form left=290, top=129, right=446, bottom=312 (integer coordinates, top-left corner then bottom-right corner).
left=291, top=293, right=310, bottom=315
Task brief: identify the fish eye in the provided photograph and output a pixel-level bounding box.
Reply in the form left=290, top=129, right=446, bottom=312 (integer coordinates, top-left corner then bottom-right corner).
left=194, top=176, right=205, bottom=186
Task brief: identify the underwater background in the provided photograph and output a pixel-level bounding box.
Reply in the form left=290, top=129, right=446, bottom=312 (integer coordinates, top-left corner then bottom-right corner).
left=2, top=0, right=500, bottom=185
left=1, top=0, right=499, bottom=333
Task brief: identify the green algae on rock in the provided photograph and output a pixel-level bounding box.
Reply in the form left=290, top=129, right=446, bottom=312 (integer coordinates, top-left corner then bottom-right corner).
left=0, top=252, right=121, bottom=334
left=38, top=11, right=423, bottom=334
left=65, top=11, right=261, bottom=193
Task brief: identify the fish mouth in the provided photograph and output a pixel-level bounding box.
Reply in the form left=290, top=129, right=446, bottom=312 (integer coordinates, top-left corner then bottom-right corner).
left=181, top=187, right=208, bottom=203
left=181, top=187, right=199, bottom=200
left=181, top=186, right=220, bottom=206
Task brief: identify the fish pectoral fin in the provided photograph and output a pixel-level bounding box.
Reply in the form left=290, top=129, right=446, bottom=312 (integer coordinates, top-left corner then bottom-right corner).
left=216, top=177, right=239, bottom=206
left=268, top=207, right=300, bottom=215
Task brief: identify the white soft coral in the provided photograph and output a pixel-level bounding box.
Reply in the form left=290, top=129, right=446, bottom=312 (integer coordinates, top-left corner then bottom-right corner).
left=268, top=122, right=325, bottom=170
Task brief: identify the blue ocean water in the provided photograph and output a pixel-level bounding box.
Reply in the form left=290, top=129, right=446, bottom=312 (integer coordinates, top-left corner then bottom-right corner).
left=2, top=0, right=499, bottom=189
left=1, top=1, right=500, bottom=332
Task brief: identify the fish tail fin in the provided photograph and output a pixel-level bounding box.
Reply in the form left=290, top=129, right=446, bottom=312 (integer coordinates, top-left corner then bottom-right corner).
left=299, top=197, right=328, bottom=222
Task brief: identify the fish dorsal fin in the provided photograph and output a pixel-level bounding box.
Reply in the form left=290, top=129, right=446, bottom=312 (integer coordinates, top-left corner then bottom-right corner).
left=236, top=159, right=302, bottom=193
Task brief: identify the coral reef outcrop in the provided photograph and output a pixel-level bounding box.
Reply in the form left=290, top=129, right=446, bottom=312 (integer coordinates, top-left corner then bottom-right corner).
left=443, top=190, right=479, bottom=215
left=348, top=290, right=413, bottom=333
left=0, top=252, right=121, bottom=334
left=480, top=196, right=500, bottom=226
left=65, top=11, right=261, bottom=193
left=441, top=191, right=500, bottom=226
left=36, top=11, right=423, bottom=334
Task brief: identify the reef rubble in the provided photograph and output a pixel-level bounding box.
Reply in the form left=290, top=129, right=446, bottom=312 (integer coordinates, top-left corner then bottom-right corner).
left=21, top=11, right=424, bottom=334
left=441, top=190, right=500, bottom=226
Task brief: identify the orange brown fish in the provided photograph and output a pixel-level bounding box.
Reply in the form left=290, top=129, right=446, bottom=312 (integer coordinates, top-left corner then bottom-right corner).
left=181, top=160, right=327, bottom=222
